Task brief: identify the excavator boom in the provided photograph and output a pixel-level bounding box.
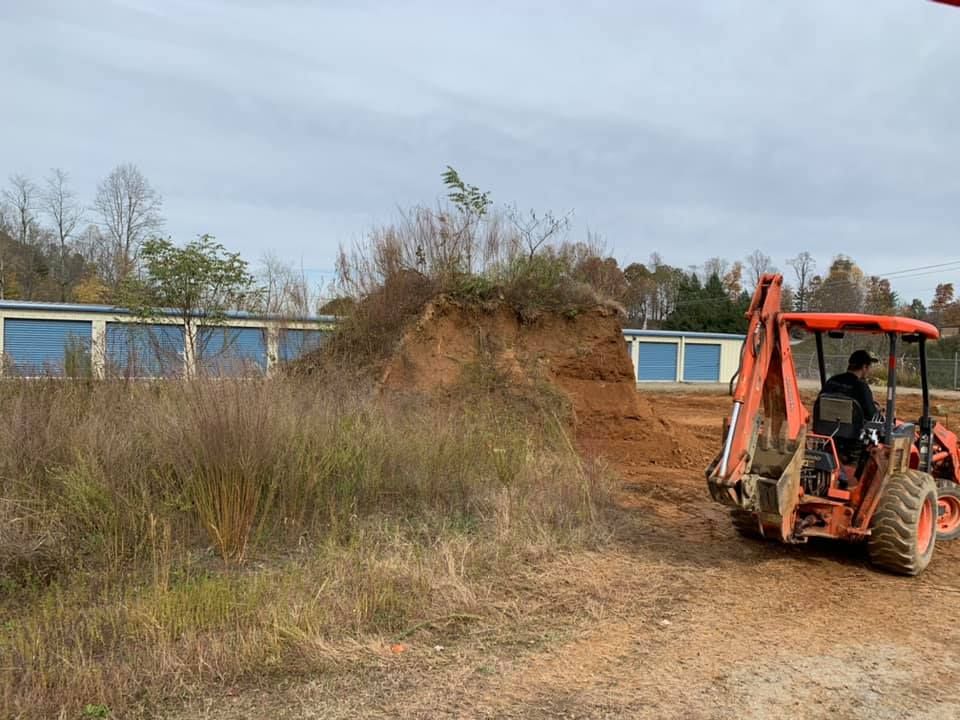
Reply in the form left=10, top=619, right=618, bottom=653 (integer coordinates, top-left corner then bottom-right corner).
left=713, top=274, right=807, bottom=494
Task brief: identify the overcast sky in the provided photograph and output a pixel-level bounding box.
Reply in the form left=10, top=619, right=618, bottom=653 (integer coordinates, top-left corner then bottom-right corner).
left=3, top=0, right=959, bottom=302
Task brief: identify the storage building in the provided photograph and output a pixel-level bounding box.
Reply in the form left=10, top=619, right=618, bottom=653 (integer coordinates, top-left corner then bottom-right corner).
left=624, top=329, right=744, bottom=384
left=0, top=300, right=334, bottom=378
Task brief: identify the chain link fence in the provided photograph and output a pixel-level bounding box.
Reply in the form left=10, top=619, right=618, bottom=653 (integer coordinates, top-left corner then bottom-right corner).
left=792, top=352, right=960, bottom=391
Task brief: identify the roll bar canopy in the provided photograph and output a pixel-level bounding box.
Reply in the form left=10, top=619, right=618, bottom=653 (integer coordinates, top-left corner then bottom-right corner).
left=780, top=313, right=940, bottom=340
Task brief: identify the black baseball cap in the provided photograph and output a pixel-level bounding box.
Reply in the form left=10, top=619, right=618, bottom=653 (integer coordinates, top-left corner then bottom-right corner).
left=849, top=349, right=880, bottom=368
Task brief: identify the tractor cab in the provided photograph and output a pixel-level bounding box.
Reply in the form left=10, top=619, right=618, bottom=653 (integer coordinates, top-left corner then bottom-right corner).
left=782, top=312, right=939, bottom=483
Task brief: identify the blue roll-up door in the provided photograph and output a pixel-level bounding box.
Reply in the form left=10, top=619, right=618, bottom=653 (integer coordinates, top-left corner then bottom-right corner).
left=4, top=319, right=92, bottom=377
left=683, top=343, right=721, bottom=382
left=198, top=326, right=267, bottom=375
left=637, top=342, right=678, bottom=381
left=278, top=329, right=327, bottom=362
left=106, top=323, right=185, bottom=378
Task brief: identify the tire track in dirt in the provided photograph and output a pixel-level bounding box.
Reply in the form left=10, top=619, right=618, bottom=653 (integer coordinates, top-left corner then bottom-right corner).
left=531, top=389, right=960, bottom=719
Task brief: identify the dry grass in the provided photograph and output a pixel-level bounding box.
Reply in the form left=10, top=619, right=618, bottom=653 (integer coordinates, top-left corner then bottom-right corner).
left=312, top=206, right=616, bottom=375
left=0, top=377, right=614, bottom=719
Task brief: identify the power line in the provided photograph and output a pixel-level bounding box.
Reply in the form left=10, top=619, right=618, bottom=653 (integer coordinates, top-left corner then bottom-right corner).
left=874, top=267, right=960, bottom=282
left=876, top=259, right=960, bottom=278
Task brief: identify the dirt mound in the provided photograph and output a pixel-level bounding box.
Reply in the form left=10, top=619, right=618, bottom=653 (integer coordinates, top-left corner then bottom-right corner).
left=380, top=298, right=698, bottom=461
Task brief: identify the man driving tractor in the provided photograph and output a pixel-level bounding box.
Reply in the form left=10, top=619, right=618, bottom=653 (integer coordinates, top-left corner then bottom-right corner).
left=821, top=349, right=881, bottom=420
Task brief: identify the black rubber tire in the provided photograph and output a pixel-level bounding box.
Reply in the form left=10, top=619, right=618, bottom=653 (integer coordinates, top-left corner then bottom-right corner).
left=936, top=482, right=960, bottom=542
left=868, top=470, right=938, bottom=576
left=730, top=509, right=763, bottom=539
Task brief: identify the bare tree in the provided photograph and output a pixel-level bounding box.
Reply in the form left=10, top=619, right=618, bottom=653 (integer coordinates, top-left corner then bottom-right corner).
left=0, top=205, right=10, bottom=300
left=257, top=253, right=318, bottom=317
left=93, top=163, right=163, bottom=286
left=2, top=174, right=45, bottom=299
left=702, top=257, right=729, bottom=283
left=745, top=249, right=777, bottom=292
left=42, top=169, right=85, bottom=301
left=76, top=223, right=108, bottom=271
left=505, top=204, right=573, bottom=261
left=786, top=251, right=816, bottom=312
left=3, top=175, right=38, bottom=246
left=256, top=254, right=323, bottom=367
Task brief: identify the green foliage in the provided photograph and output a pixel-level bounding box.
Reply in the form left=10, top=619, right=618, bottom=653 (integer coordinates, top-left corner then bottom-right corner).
left=441, top=166, right=491, bottom=219
left=83, top=704, right=110, bottom=718
left=118, top=234, right=258, bottom=324
left=449, top=272, right=498, bottom=302
left=663, top=272, right=748, bottom=333
left=501, top=252, right=599, bottom=323
left=116, top=235, right=260, bottom=375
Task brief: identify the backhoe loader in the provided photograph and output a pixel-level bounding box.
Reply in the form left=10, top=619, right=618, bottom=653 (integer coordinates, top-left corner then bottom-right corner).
left=706, top=273, right=960, bottom=575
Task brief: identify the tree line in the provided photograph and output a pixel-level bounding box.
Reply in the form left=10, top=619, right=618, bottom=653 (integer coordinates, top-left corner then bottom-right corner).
left=0, top=164, right=316, bottom=316
left=0, top=164, right=163, bottom=303
left=3, top=165, right=957, bottom=335
left=573, top=250, right=957, bottom=334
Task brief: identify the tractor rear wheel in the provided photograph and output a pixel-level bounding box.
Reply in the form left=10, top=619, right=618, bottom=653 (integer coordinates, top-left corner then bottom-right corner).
left=868, top=470, right=938, bottom=576
left=730, top=509, right=763, bottom=539
left=936, top=482, right=960, bottom=541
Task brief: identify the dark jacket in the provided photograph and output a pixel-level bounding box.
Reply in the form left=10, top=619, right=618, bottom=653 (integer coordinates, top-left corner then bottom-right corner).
left=822, top=371, right=879, bottom=419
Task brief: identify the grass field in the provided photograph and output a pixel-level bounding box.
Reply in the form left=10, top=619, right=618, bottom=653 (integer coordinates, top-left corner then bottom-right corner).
left=0, top=377, right=614, bottom=719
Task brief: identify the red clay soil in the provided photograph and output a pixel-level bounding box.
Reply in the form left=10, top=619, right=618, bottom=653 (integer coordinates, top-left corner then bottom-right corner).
left=380, top=298, right=699, bottom=464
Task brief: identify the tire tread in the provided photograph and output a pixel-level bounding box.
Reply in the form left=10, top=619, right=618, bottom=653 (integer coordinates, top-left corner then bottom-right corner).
left=868, top=470, right=937, bottom=576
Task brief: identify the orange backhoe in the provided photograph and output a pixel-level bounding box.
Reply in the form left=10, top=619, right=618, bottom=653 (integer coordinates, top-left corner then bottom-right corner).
left=706, top=273, right=960, bottom=575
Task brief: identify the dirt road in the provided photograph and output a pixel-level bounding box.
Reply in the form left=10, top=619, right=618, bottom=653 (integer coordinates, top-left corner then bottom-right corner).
left=182, top=391, right=960, bottom=720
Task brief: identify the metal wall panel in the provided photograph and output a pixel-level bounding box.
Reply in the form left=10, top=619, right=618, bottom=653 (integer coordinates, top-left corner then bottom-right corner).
left=278, top=329, right=327, bottom=362
left=683, top=343, right=721, bottom=382
left=106, top=323, right=185, bottom=377
left=198, top=326, right=267, bottom=375
left=3, top=319, right=92, bottom=377
left=637, top=342, right=678, bottom=381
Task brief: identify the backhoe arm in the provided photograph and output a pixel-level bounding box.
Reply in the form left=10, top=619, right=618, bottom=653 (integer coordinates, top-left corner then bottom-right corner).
left=711, top=274, right=808, bottom=498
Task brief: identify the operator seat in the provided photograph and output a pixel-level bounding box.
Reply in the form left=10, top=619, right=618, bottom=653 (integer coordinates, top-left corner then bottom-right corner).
left=813, top=394, right=864, bottom=464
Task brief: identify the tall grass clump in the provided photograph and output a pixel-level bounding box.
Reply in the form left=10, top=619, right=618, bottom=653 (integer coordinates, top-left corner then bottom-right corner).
left=165, top=381, right=291, bottom=562
left=0, top=376, right=614, bottom=719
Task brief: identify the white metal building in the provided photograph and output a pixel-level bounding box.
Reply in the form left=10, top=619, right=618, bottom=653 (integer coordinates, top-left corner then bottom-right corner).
left=624, top=329, right=744, bottom=384
left=0, top=300, right=335, bottom=378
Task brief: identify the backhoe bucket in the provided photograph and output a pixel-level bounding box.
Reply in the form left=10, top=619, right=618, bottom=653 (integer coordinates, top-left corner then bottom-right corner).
left=707, top=432, right=805, bottom=542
